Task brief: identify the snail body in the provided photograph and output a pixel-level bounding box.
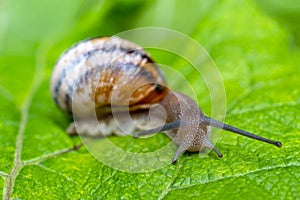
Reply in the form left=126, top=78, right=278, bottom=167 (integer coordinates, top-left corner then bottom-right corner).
left=51, top=36, right=282, bottom=164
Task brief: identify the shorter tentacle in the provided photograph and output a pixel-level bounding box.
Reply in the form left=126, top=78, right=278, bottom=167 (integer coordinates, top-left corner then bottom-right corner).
left=134, top=120, right=181, bottom=138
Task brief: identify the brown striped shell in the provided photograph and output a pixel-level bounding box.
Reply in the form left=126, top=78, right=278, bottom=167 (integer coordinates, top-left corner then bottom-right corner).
left=50, top=37, right=167, bottom=117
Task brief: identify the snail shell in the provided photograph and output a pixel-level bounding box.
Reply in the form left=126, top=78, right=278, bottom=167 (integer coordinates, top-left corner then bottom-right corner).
left=51, top=37, right=167, bottom=118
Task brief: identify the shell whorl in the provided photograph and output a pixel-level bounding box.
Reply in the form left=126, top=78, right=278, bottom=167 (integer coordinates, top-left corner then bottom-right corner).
left=50, top=37, right=167, bottom=116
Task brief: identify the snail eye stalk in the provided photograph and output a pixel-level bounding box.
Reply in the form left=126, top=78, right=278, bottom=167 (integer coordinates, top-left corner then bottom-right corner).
left=203, top=116, right=282, bottom=148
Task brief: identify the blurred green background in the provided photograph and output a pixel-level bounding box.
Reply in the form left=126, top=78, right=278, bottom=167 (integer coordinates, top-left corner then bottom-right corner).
left=0, top=0, right=300, bottom=199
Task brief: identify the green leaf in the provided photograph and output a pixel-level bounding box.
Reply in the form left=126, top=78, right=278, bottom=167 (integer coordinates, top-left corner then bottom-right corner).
left=255, top=0, right=300, bottom=47
left=1, top=0, right=300, bottom=199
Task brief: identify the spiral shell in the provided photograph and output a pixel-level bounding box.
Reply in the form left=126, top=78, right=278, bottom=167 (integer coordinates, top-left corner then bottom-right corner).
left=50, top=37, right=167, bottom=117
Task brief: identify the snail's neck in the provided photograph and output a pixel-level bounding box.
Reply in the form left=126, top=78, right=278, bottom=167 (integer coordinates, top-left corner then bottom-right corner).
left=158, top=91, right=204, bottom=123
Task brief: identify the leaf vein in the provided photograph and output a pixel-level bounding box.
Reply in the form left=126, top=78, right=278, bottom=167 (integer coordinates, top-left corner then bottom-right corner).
left=158, top=158, right=186, bottom=200
left=36, top=164, right=83, bottom=189
left=2, top=40, right=50, bottom=200
left=23, top=143, right=83, bottom=166
left=0, top=172, right=8, bottom=178
left=169, top=163, right=300, bottom=191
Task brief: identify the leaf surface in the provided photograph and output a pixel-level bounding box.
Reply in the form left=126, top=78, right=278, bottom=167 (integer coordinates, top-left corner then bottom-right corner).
left=0, top=0, right=299, bottom=199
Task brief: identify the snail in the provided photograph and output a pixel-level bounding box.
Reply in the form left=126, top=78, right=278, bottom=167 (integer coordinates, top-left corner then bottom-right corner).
left=50, top=36, right=282, bottom=164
